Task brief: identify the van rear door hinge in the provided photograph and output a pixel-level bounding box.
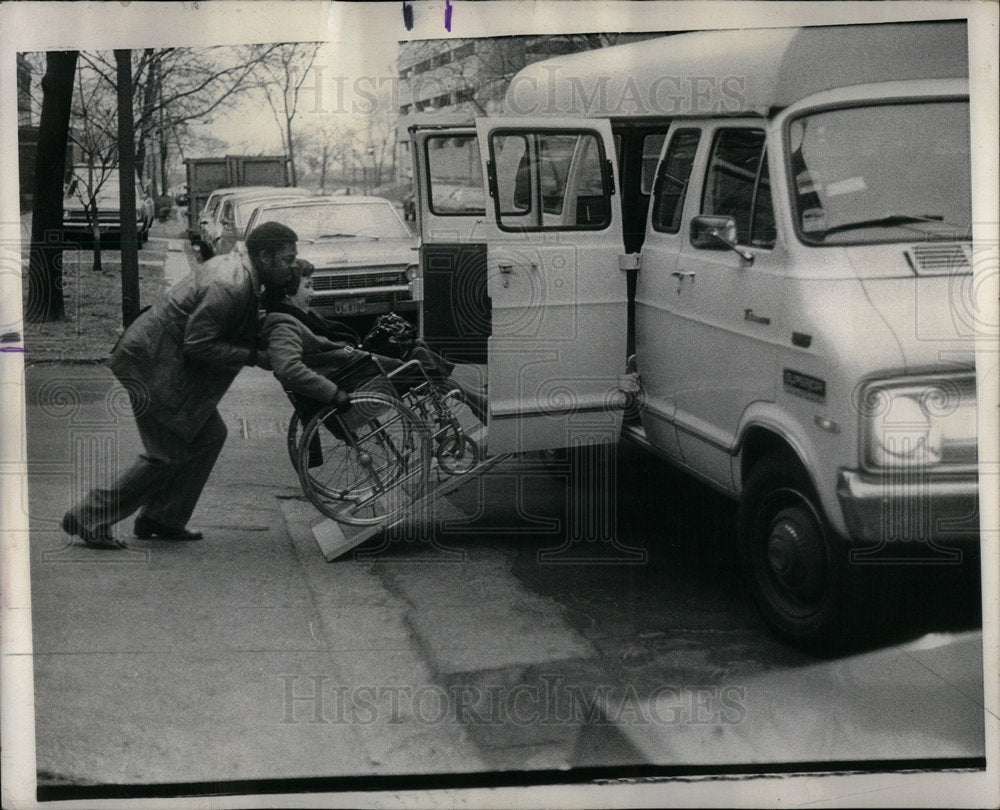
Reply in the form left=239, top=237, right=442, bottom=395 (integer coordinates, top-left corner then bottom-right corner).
left=618, top=253, right=641, bottom=271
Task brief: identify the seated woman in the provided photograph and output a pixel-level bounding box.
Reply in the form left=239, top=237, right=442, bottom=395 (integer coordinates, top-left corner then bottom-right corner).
left=260, top=259, right=486, bottom=426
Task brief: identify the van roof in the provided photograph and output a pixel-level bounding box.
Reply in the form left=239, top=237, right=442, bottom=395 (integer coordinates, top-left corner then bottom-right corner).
left=503, top=21, right=968, bottom=118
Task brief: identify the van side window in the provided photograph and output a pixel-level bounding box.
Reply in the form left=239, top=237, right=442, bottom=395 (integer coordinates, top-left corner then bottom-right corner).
left=489, top=130, right=611, bottom=231
left=640, top=132, right=668, bottom=195
left=651, top=129, right=701, bottom=234
left=425, top=135, right=485, bottom=216
left=751, top=153, right=776, bottom=248
left=702, top=128, right=774, bottom=247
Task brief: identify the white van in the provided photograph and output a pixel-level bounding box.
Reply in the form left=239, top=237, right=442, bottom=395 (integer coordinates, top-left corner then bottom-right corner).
left=409, top=21, right=978, bottom=645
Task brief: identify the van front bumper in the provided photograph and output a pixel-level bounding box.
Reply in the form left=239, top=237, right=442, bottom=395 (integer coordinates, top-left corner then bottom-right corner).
left=836, top=469, right=980, bottom=545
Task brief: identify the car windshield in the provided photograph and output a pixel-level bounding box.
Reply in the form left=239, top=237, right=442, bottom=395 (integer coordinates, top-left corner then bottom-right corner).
left=256, top=201, right=410, bottom=241
left=788, top=100, right=971, bottom=244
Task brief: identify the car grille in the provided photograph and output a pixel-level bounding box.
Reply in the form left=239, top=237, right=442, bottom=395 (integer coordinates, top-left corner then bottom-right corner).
left=312, top=270, right=409, bottom=292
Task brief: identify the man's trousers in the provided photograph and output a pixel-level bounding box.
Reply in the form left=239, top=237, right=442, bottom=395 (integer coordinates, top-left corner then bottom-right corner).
left=66, top=403, right=228, bottom=533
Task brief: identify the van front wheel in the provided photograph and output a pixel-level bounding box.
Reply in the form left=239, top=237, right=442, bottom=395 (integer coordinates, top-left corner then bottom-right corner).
left=738, top=453, right=844, bottom=647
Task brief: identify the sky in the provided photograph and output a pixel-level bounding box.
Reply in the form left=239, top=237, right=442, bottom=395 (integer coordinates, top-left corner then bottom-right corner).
left=187, top=39, right=399, bottom=155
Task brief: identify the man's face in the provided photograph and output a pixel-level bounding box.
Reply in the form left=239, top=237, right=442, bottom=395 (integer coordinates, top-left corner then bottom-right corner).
left=257, top=242, right=298, bottom=287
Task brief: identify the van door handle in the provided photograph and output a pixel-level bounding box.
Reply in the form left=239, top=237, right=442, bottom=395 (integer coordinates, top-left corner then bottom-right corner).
left=498, top=263, right=537, bottom=288
left=671, top=270, right=695, bottom=295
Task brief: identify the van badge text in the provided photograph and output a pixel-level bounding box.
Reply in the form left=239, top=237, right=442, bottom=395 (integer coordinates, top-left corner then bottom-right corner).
left=783, top=369, right=826, bottom=402
left=744, top=309, right=771, bottom=325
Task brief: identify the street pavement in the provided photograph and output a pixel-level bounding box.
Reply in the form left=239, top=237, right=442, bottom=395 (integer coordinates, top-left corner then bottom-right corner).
left=22, top=234, right=488, bottom=786
left=14, top=225, right=988, bottom=798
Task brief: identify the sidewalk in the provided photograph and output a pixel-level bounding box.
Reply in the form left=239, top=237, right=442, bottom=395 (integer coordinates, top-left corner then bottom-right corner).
left=24, top=360, right=482, bottom=787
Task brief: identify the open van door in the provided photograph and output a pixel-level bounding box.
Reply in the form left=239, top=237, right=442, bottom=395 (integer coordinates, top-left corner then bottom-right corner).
left=410, top=126, right=490, bottom=363
left=474, top=118, right=627, bottom=454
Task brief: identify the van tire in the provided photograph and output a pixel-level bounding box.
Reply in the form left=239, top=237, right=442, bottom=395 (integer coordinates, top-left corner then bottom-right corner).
left=738, top=451, right=851, bottom=648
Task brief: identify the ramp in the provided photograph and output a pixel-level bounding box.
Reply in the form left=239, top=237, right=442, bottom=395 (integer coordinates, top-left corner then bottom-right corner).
left=308, top=424, right=511, bottom=561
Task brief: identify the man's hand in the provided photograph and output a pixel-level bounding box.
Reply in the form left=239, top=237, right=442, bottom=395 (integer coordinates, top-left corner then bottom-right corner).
left=331, top=389, right=352, bottom=412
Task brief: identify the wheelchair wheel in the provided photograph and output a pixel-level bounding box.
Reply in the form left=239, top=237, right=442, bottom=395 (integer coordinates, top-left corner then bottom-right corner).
left=297, top=392, right=430, bottom=526
left=432, top=388, right=481, bottom=475
left=287, top=410, right=303, bottom=473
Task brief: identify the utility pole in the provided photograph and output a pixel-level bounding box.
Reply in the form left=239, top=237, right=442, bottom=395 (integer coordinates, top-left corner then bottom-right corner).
left=115, top=49, right=140, bottom=327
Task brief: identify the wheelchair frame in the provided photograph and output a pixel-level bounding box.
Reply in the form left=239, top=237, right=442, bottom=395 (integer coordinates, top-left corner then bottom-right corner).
left=286, top=352, right=483, bottom=527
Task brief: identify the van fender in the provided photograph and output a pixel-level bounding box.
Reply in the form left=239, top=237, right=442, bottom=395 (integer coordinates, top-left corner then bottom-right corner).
left=732, top=402, right=849, bottom=539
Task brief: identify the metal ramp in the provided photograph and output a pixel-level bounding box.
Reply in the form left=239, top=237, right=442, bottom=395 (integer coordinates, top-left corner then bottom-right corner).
left=308, top=423, right=511, bottom=561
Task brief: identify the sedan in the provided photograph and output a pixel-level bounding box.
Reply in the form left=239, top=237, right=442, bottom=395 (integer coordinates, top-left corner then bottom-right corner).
left=243, top=196, right=419, bottom=322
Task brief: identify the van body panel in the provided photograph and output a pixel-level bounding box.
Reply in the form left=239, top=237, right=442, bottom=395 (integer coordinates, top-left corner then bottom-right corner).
left=857, top=275, right=976, bottom=368
left=504, top=22, right=967, bottom=118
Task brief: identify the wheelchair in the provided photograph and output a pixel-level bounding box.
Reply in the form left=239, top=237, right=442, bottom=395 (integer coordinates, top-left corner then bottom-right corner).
left=285, top=352, right=483, bottom=527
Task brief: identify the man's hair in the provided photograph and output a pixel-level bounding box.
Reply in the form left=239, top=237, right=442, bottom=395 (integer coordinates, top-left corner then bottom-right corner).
left=245, top=221, right=298, bottom=262
left=263, top=258, right=314, bottom=309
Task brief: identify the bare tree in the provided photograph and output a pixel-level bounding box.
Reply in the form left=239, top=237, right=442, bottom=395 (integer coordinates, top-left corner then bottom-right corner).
left=75, top=45, right=283, bottom=193
left=26, top=50, right=77, bottom=323
left=66, top=59, right=121, bottom=273
left=247, top=42, right=322, bottom=185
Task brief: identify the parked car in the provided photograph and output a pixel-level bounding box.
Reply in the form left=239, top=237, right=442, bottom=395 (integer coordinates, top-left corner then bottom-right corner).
left=209, top=187, right=311, bottom=256
left=198, top=185, right=280, bottom=258
left=62, top=166, right=154, bottom=245
left=242, top=196, right=419, bottom=322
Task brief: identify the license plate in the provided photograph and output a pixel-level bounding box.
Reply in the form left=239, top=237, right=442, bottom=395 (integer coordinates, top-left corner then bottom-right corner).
left=333, top=298, right=366, bottom=315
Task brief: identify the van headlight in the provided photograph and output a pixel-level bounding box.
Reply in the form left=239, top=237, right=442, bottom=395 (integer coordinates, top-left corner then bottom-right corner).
left=405, top=263, right=419, bottom=282
left=859, top=375, right=977, bottom=470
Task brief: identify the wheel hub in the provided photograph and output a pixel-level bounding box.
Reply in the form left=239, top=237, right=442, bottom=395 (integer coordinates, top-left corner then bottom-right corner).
left=765, top=507, right=826, bottom=602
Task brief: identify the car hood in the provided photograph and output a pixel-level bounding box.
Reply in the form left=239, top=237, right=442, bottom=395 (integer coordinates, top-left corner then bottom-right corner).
left=296, top=237, right=416, bottom=268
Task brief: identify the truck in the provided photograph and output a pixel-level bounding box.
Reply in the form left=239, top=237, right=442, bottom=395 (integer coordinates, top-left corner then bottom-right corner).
left=408, top=21, right=983, bottom=647
left=184, top=154, right=289, bottom=242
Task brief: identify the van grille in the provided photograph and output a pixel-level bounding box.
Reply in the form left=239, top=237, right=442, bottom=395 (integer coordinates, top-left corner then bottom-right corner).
left=908, top=243, right=972, bottom=275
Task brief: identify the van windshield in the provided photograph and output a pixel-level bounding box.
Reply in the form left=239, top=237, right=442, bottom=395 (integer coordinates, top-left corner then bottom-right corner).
left=788, top=100, right=970, bottom=245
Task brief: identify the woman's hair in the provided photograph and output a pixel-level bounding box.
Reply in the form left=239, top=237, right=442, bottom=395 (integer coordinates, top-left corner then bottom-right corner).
left=263, top=258, right=314, bottom=309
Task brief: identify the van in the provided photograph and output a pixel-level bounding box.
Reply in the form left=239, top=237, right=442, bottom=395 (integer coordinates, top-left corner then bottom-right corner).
left=408, top=21, right=978, bottom=645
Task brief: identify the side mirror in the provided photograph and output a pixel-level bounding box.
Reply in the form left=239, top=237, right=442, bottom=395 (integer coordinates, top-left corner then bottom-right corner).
left=690, top=215, right=754, bottom=265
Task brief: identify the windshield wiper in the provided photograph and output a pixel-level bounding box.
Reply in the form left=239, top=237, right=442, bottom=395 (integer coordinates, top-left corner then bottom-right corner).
left=315, top=232, right=374, bottom=240
left=819, top=214, right=962, bottom=238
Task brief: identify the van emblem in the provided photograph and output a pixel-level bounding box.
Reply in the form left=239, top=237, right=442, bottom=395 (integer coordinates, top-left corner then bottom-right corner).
left=783, top=369, right=826, bottom=402
left=744, top=308, right=771, bottom=325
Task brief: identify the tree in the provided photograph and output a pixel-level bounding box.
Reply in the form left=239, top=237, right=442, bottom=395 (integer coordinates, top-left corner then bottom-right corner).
left=247, top=42, right=322, bottom=185
left=27, top=50, right=77, bottom=322
left=116, top=49, right=140, bottom=327
left=66, top=58, right=121, bottom=273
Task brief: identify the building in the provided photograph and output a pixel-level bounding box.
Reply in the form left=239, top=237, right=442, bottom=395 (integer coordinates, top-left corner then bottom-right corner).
left=395, top=34, right=660, bottom=183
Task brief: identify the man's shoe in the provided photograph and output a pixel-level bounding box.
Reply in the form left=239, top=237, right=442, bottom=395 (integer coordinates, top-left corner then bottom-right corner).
left=134, top=515, right=204, bottom=541
left=61, top=513, right=126, bottom=550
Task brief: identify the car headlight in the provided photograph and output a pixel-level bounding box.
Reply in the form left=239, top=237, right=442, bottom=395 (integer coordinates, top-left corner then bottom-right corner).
left=405, top=263, right=419, bottom=282
left=859, top=375, right=977, bottom=471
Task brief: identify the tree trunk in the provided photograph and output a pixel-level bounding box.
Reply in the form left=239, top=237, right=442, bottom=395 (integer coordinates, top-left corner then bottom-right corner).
left=319, top=143, right=328, bottom=193
left=116, top=49, right=141, bottom=327
left=27, top=51, right=78, bottom=322
left=286, top=118, right=297, bottom=185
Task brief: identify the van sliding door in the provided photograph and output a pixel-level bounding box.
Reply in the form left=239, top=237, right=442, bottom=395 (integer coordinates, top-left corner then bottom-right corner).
left=475, top=118, right=627, bottom=454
